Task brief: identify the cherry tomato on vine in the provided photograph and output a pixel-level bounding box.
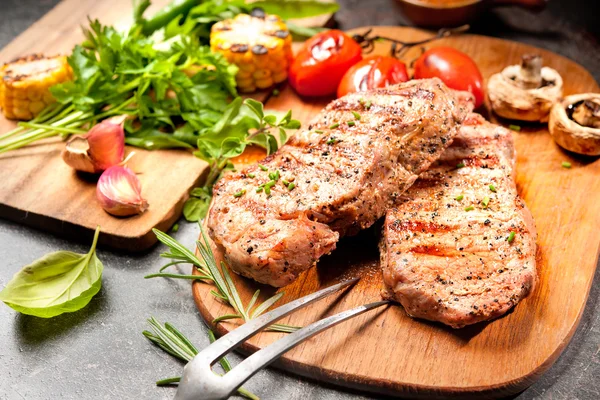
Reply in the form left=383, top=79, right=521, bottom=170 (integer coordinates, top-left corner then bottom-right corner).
left=289, top=30, right=362, bottom=97
left=413, top=47, right=485, bottom=108
left=337, top=56, right=409, bottom=98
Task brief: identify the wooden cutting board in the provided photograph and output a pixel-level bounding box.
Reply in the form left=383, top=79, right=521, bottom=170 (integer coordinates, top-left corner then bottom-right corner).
left=0, top=0, right=332, bottom=251
left=192, top=27, right=600, bottom=398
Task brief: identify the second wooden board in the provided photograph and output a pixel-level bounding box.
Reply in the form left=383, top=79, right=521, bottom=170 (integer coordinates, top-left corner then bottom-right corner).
left=191, top=27, right=600, bottom=398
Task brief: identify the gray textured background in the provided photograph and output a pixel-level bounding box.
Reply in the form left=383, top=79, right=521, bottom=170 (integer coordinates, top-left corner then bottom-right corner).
left=0, top=0, right=599, bottom=399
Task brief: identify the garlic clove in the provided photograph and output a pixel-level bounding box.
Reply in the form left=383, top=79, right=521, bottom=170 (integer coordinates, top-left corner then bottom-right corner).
left=96, top=166, right=149, bottom=217
left=62, top=119, right=125, bottom=173
left=61, top=136, right=97, bottom=173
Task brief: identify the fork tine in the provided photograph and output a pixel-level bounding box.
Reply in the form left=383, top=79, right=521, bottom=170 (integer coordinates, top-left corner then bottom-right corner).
left=175, top=278, right=361, bottom=400
left=196, top=277, right=359, bottom=364
left=222, top=300, right=389, bottom=395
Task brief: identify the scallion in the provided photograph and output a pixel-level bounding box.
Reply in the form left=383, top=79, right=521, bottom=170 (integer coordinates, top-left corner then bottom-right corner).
left=507, top=231, right=516, bottom=243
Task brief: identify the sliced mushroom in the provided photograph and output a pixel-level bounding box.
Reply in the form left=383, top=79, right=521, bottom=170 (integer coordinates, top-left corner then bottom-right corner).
left=549, top=93, right=600, bottom=156
left=487, top=54, right=563, bottom=122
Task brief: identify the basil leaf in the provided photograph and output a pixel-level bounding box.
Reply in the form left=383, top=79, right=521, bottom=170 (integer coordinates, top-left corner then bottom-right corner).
left=252, top=1, right=339, bottom=20
left=0, top=227, right=103, bottom=318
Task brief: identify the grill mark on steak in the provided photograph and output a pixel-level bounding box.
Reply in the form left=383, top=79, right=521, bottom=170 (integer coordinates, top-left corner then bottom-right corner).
left=207, top=79, right=470, bottom=287
left=381, top=113, right=537, bottom=328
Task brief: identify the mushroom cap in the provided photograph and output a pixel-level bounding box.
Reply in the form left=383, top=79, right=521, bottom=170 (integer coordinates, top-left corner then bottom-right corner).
left=549, top=93, right=600, bottom=156
left=488, top=64, right=563, bottom=122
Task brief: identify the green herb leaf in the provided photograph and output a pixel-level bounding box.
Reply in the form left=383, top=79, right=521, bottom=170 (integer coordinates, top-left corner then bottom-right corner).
left=489, top=184, right=497, bottom=192
left=252, top=1, right=340, bottom=19
left=183, top=191, right=211, bottom=222
left=464, top=205, right=474, bottom=211
left=562, top=161, right=572, bottom=169
left=0, top=227, right=103, bottom=318
left=455, top=194, right=464, bottom=201
left=244, top=98, right=264, bottom=120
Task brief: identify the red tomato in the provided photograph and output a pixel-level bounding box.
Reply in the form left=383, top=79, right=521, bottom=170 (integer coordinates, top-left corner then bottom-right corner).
left=289, top=30, right=362, bottom=97
left=337, top=56, right=409, bottom=98
left=413, top=47, right=485, bottom=108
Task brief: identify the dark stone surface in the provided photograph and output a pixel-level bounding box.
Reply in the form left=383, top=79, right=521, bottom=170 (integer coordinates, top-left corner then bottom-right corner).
left=0, top=1, right=598, bottom=399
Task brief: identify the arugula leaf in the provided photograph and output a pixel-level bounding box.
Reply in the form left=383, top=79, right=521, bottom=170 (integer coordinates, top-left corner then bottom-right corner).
left=0, top=227, right=103, bottom=318
left=252, top=0, right=339, bottom=19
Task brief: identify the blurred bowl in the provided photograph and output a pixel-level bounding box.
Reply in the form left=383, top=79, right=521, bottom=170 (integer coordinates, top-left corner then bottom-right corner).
left=396, top=0, right=548, bottom=28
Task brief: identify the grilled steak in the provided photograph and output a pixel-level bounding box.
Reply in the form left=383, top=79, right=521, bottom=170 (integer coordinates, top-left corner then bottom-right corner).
left=207, top=78, right=470, bottom=287
left=381, top=114, right=537, bottom=328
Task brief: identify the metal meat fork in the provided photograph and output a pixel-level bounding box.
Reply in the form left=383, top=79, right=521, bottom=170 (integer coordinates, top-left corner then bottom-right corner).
left=174, top=278, right=389, bottom=400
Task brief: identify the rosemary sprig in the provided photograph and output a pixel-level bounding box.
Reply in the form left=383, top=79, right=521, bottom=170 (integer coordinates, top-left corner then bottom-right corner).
left=143, top=317, right=259, bottom=400
left=145, top=224, right=299, bottom=333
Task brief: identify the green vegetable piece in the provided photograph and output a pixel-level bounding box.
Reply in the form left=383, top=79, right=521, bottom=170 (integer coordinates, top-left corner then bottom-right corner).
left=287, top=182, right=296, bottom=191
left=272, top=89, right=280, bottom=96
left=141, top=0, right=198, bottom=35
left=247, top=173, right=255, bottom=179
left=285, top=22, right=328, bottom=39
left=489, top=184, right=497, bottom=192
left=327, top=137, right=337, bottom=145
left=258, top=164, right=268, bottom=171
left=347, top=120, right=356, bottom=127
left=464, top=205, right=474, bottom=211
left=455, top=195, right=464, bottom=201
left=482, top=196, right=490, bottom=208
left=509, top=125, right=521, bottom=131
left=456, top=162, right=466, bottom=168
left=171, top=223, right=179, bottom=233
left=233, top=189, right=246, bottom=198
left=365, top=100, right=372, bottom=110
left=352, top=111, right=361, bottom=120
left=329, top=123, right=339, bottom=129
left=268, top=170, right=280, bottom=181
left=251, top=1, right=340, bottom=20
left=0, top=227, right=103, bottom=318
left=314, top=129, right=324, bottom=134
left=256, top=187, right=263, bottom=193
left=562, top=161, right=572, bottom=169
left=507, top=231, right=516, bottom=243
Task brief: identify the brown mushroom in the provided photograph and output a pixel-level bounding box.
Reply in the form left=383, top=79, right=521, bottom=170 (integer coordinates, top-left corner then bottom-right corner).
left=549, top=93, right=600, bottom=156
left=487, top=54, right=563, bottom=122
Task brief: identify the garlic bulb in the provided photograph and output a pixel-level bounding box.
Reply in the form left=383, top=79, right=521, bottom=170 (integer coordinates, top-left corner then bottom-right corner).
left=96, top=166, right=149, bottom=217
left=62, top=119, right=125, bottom=173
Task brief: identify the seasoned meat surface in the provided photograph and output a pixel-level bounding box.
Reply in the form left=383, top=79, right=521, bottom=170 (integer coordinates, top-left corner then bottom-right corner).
left=381, top=114, right=537, bottom=328
left=208, top=78, right=470, bottom=287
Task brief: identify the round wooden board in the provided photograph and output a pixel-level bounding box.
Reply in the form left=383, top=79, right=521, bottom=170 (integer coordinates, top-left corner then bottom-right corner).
left=193, top=27, right=600, bottom=398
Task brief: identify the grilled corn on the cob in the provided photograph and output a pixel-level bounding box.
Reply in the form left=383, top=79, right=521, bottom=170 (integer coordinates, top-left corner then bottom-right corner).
left=0, top=54, right=71, bottom=120
left=211, top=11, right=292, bottom=93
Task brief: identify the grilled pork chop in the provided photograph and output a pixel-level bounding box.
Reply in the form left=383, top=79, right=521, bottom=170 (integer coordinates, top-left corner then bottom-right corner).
left=381, top=114, right=537, bottom=328
left=207, top=78, right=470, bottom=287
